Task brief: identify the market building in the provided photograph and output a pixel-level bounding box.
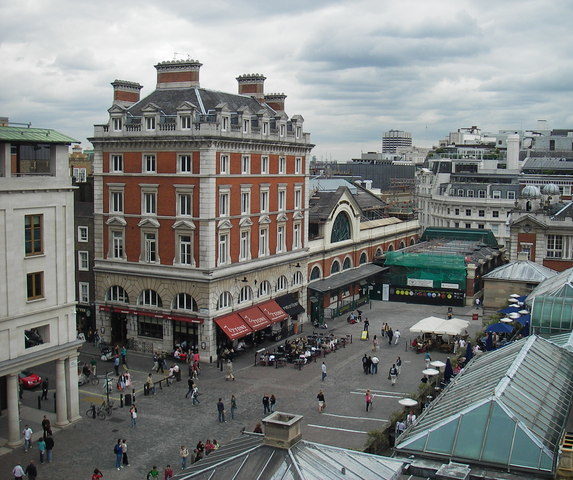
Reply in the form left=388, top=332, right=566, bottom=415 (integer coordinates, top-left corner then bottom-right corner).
left=0, top=120, right=82, bottom=446
left=90, top=60, right=312, bottom=360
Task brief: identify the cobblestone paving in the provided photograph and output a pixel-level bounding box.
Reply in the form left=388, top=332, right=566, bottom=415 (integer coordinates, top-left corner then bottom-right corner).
left=1, top=301, right=485, bottom=479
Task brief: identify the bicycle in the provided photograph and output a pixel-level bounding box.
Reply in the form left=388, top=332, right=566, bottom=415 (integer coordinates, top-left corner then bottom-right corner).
left=79, top=374, right=100, bottom=387
left=85, top=400, right=115, bottom=420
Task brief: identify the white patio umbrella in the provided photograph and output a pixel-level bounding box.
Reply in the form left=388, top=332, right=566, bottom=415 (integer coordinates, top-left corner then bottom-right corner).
left=510, top=293, right=520, bottom=298
left=508, top=298, right=519, bottom=303
left=422, top=368, right=439, bottom=376
left=430, top=360, right=446, bottom=368
left=519, top=310, right=529, bottom=315
left=508, top=312, right=521, bottom=319
left=500, top=317, right=513, bottom=323
left=398, top=398, right=418, bottom=407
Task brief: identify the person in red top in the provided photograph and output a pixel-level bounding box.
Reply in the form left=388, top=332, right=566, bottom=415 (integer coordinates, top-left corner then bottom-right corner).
left=92, top=468, right=103, bottom=480
left=204, top=439, right=215, bottom=455
left=164, top=464, right=174, bottom=480
left=365, top=389, right=373, bottom=412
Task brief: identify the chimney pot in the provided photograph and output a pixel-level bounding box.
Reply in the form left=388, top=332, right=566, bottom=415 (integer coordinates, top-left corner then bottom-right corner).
left=111, top=80, right=143, bottom=107
left=264, top=93, right=287, bottom=113
left=155, top=59, right=202, bottom=89
left=262, top=412, right=303, bottom=449
left=236, top=73, right=266, bottom=102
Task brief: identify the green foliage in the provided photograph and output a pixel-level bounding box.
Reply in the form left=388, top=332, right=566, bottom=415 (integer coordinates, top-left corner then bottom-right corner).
left=364, top=429, right=389, bottom=454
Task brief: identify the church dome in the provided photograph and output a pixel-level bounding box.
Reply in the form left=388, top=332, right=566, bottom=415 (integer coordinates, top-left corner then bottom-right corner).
left=521, top=185, right=541, bottom=199
left=542, top=183, right=560, bottom=196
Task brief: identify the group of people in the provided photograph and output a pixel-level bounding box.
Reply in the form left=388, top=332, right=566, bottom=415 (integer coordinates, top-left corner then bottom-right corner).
left=13, top=420, right=56, bottom=480
left=215, top=395, right=238, bottom=422
left=179, top=439, right=221, bottom=469
left=361, top=353, right=402, bottom=384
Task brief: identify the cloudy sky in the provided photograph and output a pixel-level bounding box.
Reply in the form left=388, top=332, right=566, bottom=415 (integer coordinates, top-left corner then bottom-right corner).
left=2, top=0, right=573, bottom=161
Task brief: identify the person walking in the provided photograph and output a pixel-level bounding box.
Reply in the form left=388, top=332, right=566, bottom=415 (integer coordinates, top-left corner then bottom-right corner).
left=388, top=328, right=394, bottom=345
left=425, top=351, right=432, bottom=368
left=230, top=394, right=237, bottom=419
left=396, top=356, right=402, bottom=375
left=371, top=355, right=379, bottom=374
left=113, top=354, right=120, bottom=376
left=114, top=438, right=123, bottom=470
left=365, top=389, right=373, bottom=412
left=394, top=329, right=401, bottom=345
left=121, top=345, right=128, bottom=368
left=164, top=464, right=174, bottom=480
left=262, top=394, right=270, bottom=414
left=217, top=398, right=226, bottom=422
left=13, top=463, right=25, bottom=480
left=179, top=445, right=189, bottom=470
left=372, top=335, right=379, bottom=351
left=92, top=468, right=103, bottom=480
left=185, top=377, right=194, bottom=399
left=41, top=415, right=52, bottom=436
left=270, top=394, right=276, bottom=412
left=321, top=361, right=327, bottom=381
left=361, top=354, right=369, bottom=374
left=129, top=404, right=138, bottom=428
left=389, top=363, right=398, bottom=386
left=121, top=439, right=129, bottom=467
left=366, top=356, right=373, bottom=375
left=41, top=378, right=49, bottom=400
left=147, top=466, right=160, bottom=479
left=191, top=385, right=200, bottom=405
left=25, top=460, right=37, bottom=480
left=317, top=390, right=326, bottom=413
left=225, top=359, right=235, bottom=381
left=22, top=425, right=33, bottom=452
left=363, top=318, right=370, bottom=331
left=37, top=437, right=46, bottom=464
left=44, top=433, right=54, bottom=462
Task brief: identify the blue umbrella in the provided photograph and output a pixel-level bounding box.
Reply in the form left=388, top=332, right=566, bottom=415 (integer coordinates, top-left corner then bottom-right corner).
left=517, top=296, right=527, bottom=302
left=517, top=314, right=530, bottom=326
left=444, top=358, right=453, bottom=383
left=486, top=323, right=513, bottom=333
left=485, top=333, right=494, bottom=351
left=498, top=306, right=520, bottom=314
left=465, top=342, right=473, bottom=363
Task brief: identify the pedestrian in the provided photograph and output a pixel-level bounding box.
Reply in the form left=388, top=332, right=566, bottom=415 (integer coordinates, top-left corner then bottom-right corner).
left=121, top=439, right=129, bottom=467
left=22, top=425, right=33, bottom=452
left=25, top=461, right=37, bottom=480
left=217, top=397, right=226, bottom=422
left=475, top=297, right=481, bottom=309
left=389, top=363, right=398, bottom=385
left=37, top=437, right=46, bottom=464
left=364, top=318, right=370, bottom=330
left=196, top=441, right=205, bottom=459
left=185, top=377, right=194, bottom=398
left=121, top=345, right=128, bottom=367
left=41, top=378, right=49, bottom=400
left=225, top=359, right=235, bottom=381
left=366, top=355, right=373, bottom=374
left=365, top=389, right=373, bottom=412
left=191, top=385, right=200, bottom=405
left=160, top=354, right=167, bottom=374
left=41, top=415, right=52, bottom=436
left=147, top=466, right=160, bottom=479
left=153, top=353, right=159, bottom=372
left=388, top=328, right=394, bottom=345
left=13, top=463, right=25, bottom=480
left=371, top=355, right=379, bottom=374
left=425, top=351, right=432, bottom=368
left=270, top=394, right=276, bottom=412
left=262, top=393, right=270, bottom=414
left=230, top=394, right=237, bottom=419
left=114, top=354, right=120, bottom=376
left=362, top=354, right=369, bottom=374
left=164, top=464, right=174, bottom=480
left=92, top=468, right=103, bottom=480
left=44, top=433, right=54, bottom=462
left=91, top=358, right=98, bottom=376
left=179, top=445, right=189, bottom=469
left=114, top=438, right=123, bottom=470
left=372, top=335, right=379, bottom=351
left=129, top=404, right=138, bottom=427
left=205, top=439, right=215, bottom=455
left=406, top=410, right=416, bottom=427
left=321, top=361, right=327, bottom=381
left=253, top=423, right=263, bottom=433
left=317, top=390, right=326, bottom=413
left=172, top=363, right=181, bottom=382
left=396, top=356, right=402, bottom=375
left=394, top=329, right=401, bottom=345
left=146, top=372, right=155, bottom=395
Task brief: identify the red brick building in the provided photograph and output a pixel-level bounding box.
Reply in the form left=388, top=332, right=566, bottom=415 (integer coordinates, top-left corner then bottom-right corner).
left=90, top=60, right=312, bottom=359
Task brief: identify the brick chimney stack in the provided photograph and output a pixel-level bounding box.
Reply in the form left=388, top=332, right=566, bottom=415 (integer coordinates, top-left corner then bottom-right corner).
left=111, top=80, right=143, bottom=107
left=155, top=59, right=202, bottom=89
left=236, top=74, right=266, bottom=102
left=264, top=93, right=287, bottom=113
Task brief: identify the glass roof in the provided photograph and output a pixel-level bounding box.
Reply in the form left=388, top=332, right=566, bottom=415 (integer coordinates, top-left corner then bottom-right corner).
left=548, top=330, right=573, bottom=352
left=526, top=267, right=573, bottom=305
left=395, top=336, right=573, bottom=475
left=531, top=296, right=573, bottom=335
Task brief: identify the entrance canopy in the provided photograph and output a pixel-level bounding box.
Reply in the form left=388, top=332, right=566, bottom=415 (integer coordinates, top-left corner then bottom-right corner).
left=308, top=264, right=386, bottom=293
left=259, top=300, right=289, bottom=323
left=214, top=314, right=253, bottom=340
left=238, top=307, right=271, bottom=331
left=215, top=301, right=291, bottom=340
left=409, top=316, right=469, bottom=336
left=276, top=294, right=305, bottom=317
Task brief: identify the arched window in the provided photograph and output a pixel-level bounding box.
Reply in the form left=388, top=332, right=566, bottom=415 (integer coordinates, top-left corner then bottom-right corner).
left=310, top=266, right=321, bottom=280
left=258, top=281, right=271, bottom=297
left=343, top=257, right=352, bottom=270
left=172, top=293, right=197, bottom=311
left=330, top=212, right=351, bottom=243
left=277, top=275, right=288, bottom=291
left=217, top=291, right=232, bottom=310
left=238, top=286, right=253, bottom=304
left=138, top=289, right=162, bottom=307
left=410, top=238, right=416, bottom=246
left=375, top=248, right=383, bottom=257
left=399, top=241, right=405, bottom=249
left=293, top=271, right=303, bottom=285
left=331, top=260, right=340, bottom=274
left=387, top=244, right=394, bottom=252
left=359, top=252, right=367, bottom=265
left=106, top=285, right=129, bottom=303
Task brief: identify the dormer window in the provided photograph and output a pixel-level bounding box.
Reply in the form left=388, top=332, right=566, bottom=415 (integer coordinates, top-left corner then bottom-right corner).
left=296, top=126, right=302, bottom=138
left=145, top=117, right=156, bottom=130
left=243, top=119, right=249, bottom=133
left=280, top=124, right=285, bottom=137
left=222, top=116, right=229, bottom=132
left=262, top=122, right=269, bottom=135
left=180, top=115, right=192, bottom=130
left=112, top=117, right=122, bottom=131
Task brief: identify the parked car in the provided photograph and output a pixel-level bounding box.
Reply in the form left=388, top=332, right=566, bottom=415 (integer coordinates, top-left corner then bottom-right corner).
left=19, top=371, right=42, bottom=389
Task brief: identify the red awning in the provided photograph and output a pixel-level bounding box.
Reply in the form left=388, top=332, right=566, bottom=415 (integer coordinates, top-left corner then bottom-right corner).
left=258, top=300, right=289, bottom=324
left=214, top=314, right=253, bottom=340
left=98, top=305, right=203, bottom=324
left=237, top=307, right=271, bottom=331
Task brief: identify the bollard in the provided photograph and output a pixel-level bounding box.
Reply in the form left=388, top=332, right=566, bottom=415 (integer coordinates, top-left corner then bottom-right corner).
left=53, top=392, right=57, bottom=413
left=91, top=404, right=96, bottom=419
left=132, top=388, right=136, bottom=404
left=37, top=395, right=42, bottom=409
left=120, top=393, right=124, bottom=408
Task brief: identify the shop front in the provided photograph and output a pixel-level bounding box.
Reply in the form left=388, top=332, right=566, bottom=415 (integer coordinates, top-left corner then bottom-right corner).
left=275, top=293, right=305, bottom=335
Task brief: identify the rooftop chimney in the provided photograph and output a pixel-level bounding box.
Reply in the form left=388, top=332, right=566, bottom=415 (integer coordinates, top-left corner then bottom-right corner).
left=111, top=80, right=143, bottom=108
left=155, top=59, right=202, bottom=90
left=262, top=412, right=303, bottom=449
left=264, top=93, right=287, bottom=113
left=236, top=73, right=266, bottom=102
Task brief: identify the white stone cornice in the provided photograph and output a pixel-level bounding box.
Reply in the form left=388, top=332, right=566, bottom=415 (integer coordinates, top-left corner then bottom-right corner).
left=106, top=216, right=127, bottom=226
left=172, top=219, right=196, bottom=230
left=138, top=217, right=160, bottom=228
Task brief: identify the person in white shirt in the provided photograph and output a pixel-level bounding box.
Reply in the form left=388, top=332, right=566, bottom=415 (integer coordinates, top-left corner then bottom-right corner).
left=13, top=464, right=25, bottom=480
left=371, top=355, right=379, bottom=374
left=394, top=330, right=401, bottom=344
left=22, top=425, right=33, bottom=452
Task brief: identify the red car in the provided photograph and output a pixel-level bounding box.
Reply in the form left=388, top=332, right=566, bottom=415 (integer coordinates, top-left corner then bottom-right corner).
left=18, top=371, right=42, bottom=389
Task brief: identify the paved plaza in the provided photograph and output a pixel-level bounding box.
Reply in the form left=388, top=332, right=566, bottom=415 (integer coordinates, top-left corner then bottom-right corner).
left=1, top=300, right=485, bottom=479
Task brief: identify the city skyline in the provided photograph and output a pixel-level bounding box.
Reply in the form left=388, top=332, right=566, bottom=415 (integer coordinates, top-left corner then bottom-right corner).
left=2, top=0, right=573, bottom=160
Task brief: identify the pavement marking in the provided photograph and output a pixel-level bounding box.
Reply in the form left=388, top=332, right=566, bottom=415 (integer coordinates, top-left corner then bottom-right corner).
left=307, top=424, right=368, bottom=434
left=350, top=391, right=404, bottom=399
left=322, top=413, right=387, bottom=422
left=354, top=388, right=408, bottom=395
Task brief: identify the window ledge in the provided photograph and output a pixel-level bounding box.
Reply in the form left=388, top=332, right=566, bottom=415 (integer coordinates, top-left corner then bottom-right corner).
left=25, top=253, right=46, bottom=260
left=26, top=297, right=46, bottom=304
